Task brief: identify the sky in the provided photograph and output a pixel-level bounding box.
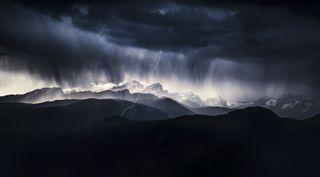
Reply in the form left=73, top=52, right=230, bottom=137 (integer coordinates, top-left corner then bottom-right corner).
left=0, top=0, right=319, bottom=101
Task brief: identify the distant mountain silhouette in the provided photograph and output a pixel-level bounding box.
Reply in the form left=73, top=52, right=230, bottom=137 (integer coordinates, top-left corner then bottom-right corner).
left=144, top=97, right=194, bottom=117
left=252, top=94, right=320, bottom=119
left=1, top=87, right=319, bottom=119
left=0, top=88, right=195, bottom=117
left=0, top=99, right=169, bottom=135
left=189, top=106, right=233, bottom=116
left=0, top=87, right=64, bottom=103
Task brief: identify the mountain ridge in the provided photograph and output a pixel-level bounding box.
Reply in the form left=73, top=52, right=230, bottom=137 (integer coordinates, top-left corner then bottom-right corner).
left=1, top=87, right=319, bottom=119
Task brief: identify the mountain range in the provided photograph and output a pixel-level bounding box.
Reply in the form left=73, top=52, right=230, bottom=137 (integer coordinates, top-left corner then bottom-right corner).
left=1, top=85, right=319, bottom=119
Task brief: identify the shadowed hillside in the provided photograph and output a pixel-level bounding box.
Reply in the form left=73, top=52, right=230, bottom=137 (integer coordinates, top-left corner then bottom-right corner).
left=0, top=99, right=169, bottom=135
left=1, top=104, right=320, bottom=177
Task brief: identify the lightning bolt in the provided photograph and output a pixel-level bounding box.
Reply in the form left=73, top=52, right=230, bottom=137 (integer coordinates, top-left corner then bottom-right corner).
left=120, top=50, right=162, bottom=117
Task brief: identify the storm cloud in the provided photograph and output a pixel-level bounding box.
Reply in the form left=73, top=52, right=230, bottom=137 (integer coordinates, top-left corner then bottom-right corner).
left=0, top=0, right=320, bottom=99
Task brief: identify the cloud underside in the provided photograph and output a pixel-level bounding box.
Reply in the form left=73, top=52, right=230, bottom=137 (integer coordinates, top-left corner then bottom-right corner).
left=0, top=0, right=319, bottom=99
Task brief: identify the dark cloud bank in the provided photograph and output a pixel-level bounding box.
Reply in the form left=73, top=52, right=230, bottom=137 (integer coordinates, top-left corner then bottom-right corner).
left=0, top=0, right=320, bottom=97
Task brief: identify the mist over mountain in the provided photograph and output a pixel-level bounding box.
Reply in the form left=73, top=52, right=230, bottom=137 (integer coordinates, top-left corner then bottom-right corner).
left=1, top=81, right=318, bottom=119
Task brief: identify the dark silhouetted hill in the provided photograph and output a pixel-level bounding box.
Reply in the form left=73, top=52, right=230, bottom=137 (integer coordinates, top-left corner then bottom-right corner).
left=0, top=99, right=169, bottom=135
left=145, top=97, right=194, bottom=117
left=190, top=106, right=233, bottom=116
left=1, top=106, right=320, bottom=177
